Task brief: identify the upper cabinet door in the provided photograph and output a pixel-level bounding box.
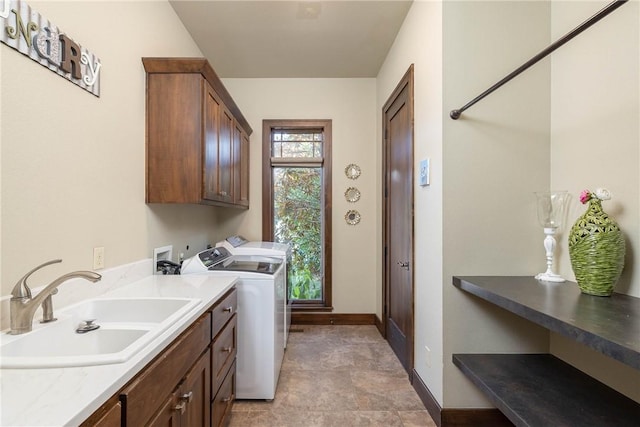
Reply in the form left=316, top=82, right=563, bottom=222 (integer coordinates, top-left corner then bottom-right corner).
left=203, top=83, right=222, bottom=202
left=217, top=105, right=234, bottom=203
left=233, top=123, right=250, bottom=207
left=146, top=73, right=203, bottom=203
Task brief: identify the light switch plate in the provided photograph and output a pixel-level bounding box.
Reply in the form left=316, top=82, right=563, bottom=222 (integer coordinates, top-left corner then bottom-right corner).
left=419, top=158, right=430, bottom=186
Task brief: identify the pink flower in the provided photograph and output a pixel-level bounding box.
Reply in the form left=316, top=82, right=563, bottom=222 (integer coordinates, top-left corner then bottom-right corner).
left=579, top=190, right=591, bottom=204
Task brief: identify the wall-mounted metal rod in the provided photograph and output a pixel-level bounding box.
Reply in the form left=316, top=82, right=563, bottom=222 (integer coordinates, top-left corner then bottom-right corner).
left=450, top=0, right=628, bottom=120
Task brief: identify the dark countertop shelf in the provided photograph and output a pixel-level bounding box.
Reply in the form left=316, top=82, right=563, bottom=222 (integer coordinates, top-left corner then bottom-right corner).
left=453, top=353, right=640, bottom=427
left=452, top=276, right=640, bottom=370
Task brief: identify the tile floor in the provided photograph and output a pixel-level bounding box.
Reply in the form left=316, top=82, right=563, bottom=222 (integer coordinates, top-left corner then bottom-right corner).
left=229, top=325, right=437, bottom=427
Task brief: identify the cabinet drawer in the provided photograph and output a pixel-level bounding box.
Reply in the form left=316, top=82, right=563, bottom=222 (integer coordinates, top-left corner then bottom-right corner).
left=212, top=314, right=237, bottom=394
left=120, top=313, right=211, bottom=427
left=212, top=360, right=236, bottom=427
left=211, top=287, right=237, bottom=339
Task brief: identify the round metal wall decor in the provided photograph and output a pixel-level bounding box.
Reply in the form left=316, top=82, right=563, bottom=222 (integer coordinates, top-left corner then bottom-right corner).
left=345, top=210, right=361, bottom=225
left=344, top=187, right=361, bottom=203
left=345, top=164, right=361, bottom=180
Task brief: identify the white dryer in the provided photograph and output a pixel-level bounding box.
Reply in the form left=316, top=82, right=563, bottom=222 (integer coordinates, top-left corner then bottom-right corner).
left=181, top=247, right=285, bottom=400
left=216, top=236, right=292, bottom=346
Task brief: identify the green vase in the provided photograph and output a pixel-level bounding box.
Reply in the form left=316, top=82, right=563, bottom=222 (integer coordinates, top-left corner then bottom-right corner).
left=568, top=199, right=625, bottom=296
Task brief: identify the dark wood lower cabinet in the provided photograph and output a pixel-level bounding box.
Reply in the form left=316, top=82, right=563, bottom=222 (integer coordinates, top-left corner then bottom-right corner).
left=120, top=314, right=211, bottom=426
left=136, top=345, right=216, bottom=427
left=83, top=287, right=237, bottom=427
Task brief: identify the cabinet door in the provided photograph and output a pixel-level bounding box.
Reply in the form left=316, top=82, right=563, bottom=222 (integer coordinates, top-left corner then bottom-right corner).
left=233, top=123, right=250, bottom=208
left=147, top=393, right=180, bottom=427
left=217, top=105, right=234, bottom=202
left=203, top=83, right=233, bottom=204
left=203, top=84, right=221, bottom=201
left=83, top=400, right=121, bottom=427
left=146, top=73, right=203, bottom=203
left=180, top=348, right=211, bottom=427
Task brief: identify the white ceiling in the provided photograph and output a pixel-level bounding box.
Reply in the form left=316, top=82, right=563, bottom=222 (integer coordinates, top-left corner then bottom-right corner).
left=169, top=1, right=413, bottom=78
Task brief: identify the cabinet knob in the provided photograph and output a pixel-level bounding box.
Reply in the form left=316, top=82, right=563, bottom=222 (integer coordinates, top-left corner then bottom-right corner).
left=174, top=391, right=193, bottom=414
left=174, top=402, right=186, bottom=414
left=222, top=347, right=233, bottom=353
left=219, top=191, right=228, bottom=196
left=181, top=391, right=193, bottom=403
left=223, top=306, right=233, bottom=313
left=222, top=397, right=232, bottom=403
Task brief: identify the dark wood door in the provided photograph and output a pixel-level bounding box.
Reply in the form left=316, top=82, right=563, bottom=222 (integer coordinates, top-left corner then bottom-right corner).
left=383, top=65, right=414, bottom=374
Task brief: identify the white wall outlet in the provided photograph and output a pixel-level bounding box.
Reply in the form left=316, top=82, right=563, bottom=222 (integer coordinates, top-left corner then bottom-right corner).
left=93, top=247, right=105, bottom=269
left=425, top=345, right=432, bottom=367
left=153, top=245, right=173, bottom=274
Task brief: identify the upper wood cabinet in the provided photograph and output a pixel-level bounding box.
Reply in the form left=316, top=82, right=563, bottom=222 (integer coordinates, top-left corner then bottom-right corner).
left=143, top=58, right=252, bottom=209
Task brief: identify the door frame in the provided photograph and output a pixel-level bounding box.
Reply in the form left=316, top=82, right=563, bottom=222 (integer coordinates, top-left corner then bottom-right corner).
left=381, top=64, right=415, bottom=374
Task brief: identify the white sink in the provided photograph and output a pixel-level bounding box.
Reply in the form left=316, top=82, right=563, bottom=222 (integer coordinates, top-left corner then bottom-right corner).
left=65, top=297, right=198, bottom=325
left=0, top=297, right=200, bottom=369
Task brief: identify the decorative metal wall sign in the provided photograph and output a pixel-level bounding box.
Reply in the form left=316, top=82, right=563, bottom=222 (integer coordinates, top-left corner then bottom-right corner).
left=0, top=0, right=101, bottom=97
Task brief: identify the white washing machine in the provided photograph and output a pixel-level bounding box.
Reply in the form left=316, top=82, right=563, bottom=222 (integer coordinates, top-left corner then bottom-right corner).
left=181, top=247, right=285, bottom=400
left=216, top=236, right=292, bottom=346
left=217, top=235, right=291, bottom=259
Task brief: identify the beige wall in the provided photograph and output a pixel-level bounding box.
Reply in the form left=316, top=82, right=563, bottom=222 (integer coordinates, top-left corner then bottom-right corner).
left=0, top=1, right=226, bottom=312
left=549, top=0, right=640, bottom=401
left=551, top=0, right=640, bottom=298
left=376, top=0, right=445, bottom=403
left=442, top=0, right=553, bottom=407
left=220, top=78, right=378, bottom=314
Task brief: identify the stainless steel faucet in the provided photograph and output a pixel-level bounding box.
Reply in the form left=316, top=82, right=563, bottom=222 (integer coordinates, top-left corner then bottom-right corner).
left=10, top=259, right=102, bottom=335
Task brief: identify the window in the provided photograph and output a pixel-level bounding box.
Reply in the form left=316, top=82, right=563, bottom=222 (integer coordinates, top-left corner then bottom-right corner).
left=262, top=120, right=332, bottom=310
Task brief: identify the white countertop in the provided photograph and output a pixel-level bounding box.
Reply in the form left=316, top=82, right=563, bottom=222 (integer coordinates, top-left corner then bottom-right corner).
left=0, top=274, right=237, bottom=426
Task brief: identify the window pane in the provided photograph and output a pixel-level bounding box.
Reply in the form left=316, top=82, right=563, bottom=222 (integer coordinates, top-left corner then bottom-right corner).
left=272, top=141, right=282, bottom=157
left=272, top=167, right=322, bottom=301
left=272, top=131, right=323, bottom=158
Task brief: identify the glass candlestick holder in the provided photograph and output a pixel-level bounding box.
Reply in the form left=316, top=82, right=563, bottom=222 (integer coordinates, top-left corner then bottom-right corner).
left=535, top=191, right=568, bottom=282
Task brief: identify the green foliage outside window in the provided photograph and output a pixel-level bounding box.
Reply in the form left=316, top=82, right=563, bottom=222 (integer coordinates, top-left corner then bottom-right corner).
left=273, top=167, right=322, bottom=300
